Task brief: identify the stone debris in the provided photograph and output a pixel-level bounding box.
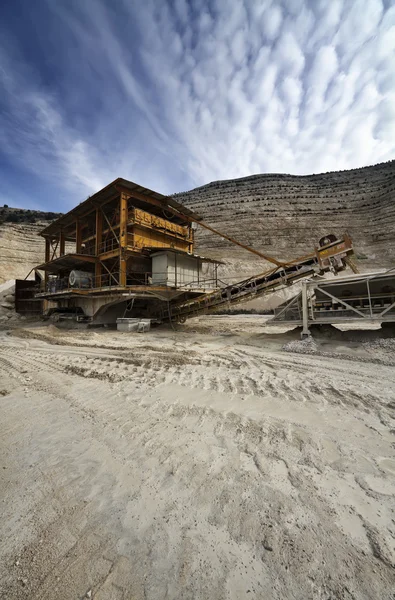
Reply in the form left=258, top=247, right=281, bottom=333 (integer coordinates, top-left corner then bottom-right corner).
left=0, top=219, right=57, bottom=283
left=0, top=282, right=23, bottom=325
left=1, top=302, right=13, bottom=310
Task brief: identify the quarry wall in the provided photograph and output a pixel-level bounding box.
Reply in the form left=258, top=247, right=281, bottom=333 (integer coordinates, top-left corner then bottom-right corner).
left=175, top=160, right=395, bottom=280
left=0, top=161, right=394, bottom=285
left=0, top=222, right=48, bottom=284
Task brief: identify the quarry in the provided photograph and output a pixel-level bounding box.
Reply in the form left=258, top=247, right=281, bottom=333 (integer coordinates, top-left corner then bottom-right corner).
left=1, top=161, right=395, bottom=600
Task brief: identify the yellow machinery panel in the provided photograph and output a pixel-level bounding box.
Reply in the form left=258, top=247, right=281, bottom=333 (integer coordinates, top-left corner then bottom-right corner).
left=131, top=208, right=190, bottom=239
left=129, top=227, right=190, bottom=252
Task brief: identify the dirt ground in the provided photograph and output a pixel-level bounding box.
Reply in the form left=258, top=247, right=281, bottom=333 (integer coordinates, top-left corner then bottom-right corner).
left=1, top=316, right=394, bottom=600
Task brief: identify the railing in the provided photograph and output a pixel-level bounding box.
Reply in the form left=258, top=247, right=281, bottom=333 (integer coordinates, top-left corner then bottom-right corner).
left=78, top=235, right=194, bottom=257
left=79, top=243, right=96, bottom=256
left=130, top=207, right=191, bottom=239
left=98, top=238, right=119, bottom=254
left=150, top=237, right=356, bottom=322
left=43, top=271, right=220, bottom=294
left=149, top=275, right=219, bottom=289
left=45, top=273, right=118, bottom=293
left=124, top=272, right=219, bottom=290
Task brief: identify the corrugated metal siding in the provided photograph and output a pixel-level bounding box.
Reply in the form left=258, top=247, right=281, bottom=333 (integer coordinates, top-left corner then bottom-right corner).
left=130, top=227, right=190, bottom=252
left=151, top=253, right=201, bottom=288
left=132, top=208, right=189, bottom=238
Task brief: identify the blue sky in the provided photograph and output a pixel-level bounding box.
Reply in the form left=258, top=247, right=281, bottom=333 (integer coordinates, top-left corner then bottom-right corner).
left=0, top=0, right=394, bottom=212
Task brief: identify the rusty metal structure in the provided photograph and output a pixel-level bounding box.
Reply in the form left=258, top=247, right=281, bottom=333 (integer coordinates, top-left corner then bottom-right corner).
left=150, top=234, right=356, bottom=322
left=15, top=273, right=43, bottom=316
left=34, top=179, right=222, bottom=322
left=267, top=269, right=395, bottom=336
left=30, top=178, right=358, bottom=325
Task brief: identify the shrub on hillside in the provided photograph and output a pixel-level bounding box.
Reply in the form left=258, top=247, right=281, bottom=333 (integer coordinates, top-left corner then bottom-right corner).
left=5, top=214, right=22, bottom=223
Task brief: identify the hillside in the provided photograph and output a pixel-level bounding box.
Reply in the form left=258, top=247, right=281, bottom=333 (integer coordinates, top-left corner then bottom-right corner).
left=0, top=207, right=62, bottom=283
left=0, top=206, right=61, bottom=225
left=175, top=160, right=395, bottom=280
left=1, top=161, right=394, bottom=285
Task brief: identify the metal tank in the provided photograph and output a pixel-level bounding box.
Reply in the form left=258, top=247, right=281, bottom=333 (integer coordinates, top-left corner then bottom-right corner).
left=68, top=270, right=92, bottom=289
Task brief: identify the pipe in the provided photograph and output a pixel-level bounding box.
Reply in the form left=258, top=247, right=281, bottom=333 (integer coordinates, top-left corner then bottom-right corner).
left=190, top=219, right=285, bottom=267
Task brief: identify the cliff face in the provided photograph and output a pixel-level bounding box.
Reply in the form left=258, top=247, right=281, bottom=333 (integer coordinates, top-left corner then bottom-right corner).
left=1, top=161, right=394, bottom=285
left=175, top=161, right=395, bottom=280
left=0, top=222, right=48, bottom=283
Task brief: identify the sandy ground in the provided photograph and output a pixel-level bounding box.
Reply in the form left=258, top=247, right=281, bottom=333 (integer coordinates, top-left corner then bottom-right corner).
left=1, top=316, right=395, bottom=599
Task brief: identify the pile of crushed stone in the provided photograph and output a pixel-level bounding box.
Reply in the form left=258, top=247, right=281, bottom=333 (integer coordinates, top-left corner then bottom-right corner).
left=282, top=336, right=318, bottom=355
left=283, top=324, right=395, bottom=366
left=0, top=280, right=28, bottom=325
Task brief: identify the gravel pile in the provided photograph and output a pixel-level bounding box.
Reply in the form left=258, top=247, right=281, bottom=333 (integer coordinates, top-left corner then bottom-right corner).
left=0, top=281, right=23, bottom=325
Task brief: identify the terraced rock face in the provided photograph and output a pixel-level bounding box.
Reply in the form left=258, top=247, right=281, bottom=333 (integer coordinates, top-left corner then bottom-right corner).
left=175, top=160, right=395, bottom=279
left=0, top=222, right=48, bottom=284
left=1, top=161, right=394, bottom=285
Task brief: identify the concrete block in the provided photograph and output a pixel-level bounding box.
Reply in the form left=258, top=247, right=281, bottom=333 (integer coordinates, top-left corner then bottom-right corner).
left=116, top=318, right=151, bottom=333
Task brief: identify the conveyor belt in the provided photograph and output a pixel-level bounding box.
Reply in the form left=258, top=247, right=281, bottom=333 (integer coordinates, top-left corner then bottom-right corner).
left=152, top=235, right=355, bottom=322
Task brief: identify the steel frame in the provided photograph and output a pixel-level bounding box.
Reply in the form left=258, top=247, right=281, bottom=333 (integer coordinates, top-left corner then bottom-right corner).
left=39, top=188, right=195, bottom=294
left=268, top=270, right=395, bottom=337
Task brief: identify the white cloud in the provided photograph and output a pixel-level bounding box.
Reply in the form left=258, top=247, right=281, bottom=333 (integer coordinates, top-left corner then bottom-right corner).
left=173, top=0, right=189, bottom=26
left=262, top=4, right=283, bottom=42
left=255, top=63, right=278, bottom=105
left=282, top=76, right=302, bottom=109
left=334, top=0, right=384, bottom=57
left=0, top=0, right=394, bottom=208
left=274, top=31, right=305, bottom=76
left=305, top=45, right=338, bottom=116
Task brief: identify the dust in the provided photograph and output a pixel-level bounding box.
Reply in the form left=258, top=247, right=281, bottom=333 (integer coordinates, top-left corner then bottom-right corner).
left=1, top=316, right=394, bottom=599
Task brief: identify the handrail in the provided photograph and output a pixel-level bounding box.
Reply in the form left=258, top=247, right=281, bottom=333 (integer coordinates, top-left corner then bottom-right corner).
left=43, top=271, right=220, bottom=293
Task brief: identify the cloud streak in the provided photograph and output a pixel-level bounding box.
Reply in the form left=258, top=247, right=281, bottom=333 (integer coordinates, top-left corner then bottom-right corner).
left=0, top=0, right=394, bottom=209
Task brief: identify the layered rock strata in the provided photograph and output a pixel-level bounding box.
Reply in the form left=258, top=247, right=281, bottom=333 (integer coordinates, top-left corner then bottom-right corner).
left=176, top=161, right=395, bottom=280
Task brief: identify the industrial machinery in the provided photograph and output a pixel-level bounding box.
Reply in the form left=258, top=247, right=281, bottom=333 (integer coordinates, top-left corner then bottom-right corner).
left=68, top=270, right=93, bottom=289
left=33, top=179, right=222, bottom=323
left=30, top=177, right=359, bottom=326
left=267, top=269, right=395, bottom=336
left=150, top=233, right=355, bottom=322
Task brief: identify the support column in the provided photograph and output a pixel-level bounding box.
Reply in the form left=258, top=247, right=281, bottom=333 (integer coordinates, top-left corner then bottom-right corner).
left=59, top=231, right=65, bottom=256
left=189, top=224, right=194, bottom=253
left=95, top=209, right=103, bottom=288
left=44, top=237, right=50, bottom=290
left=45, top=238, right=51, bottom=263
left=95, top=261, right=102, bottom=288
left=95, top=208, right=102, bottom=255
left=301, top=281, right=310, bottom=339
left=76, top=220, right=82, bottom=253
left=119, top=193, right=128, bottom=287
